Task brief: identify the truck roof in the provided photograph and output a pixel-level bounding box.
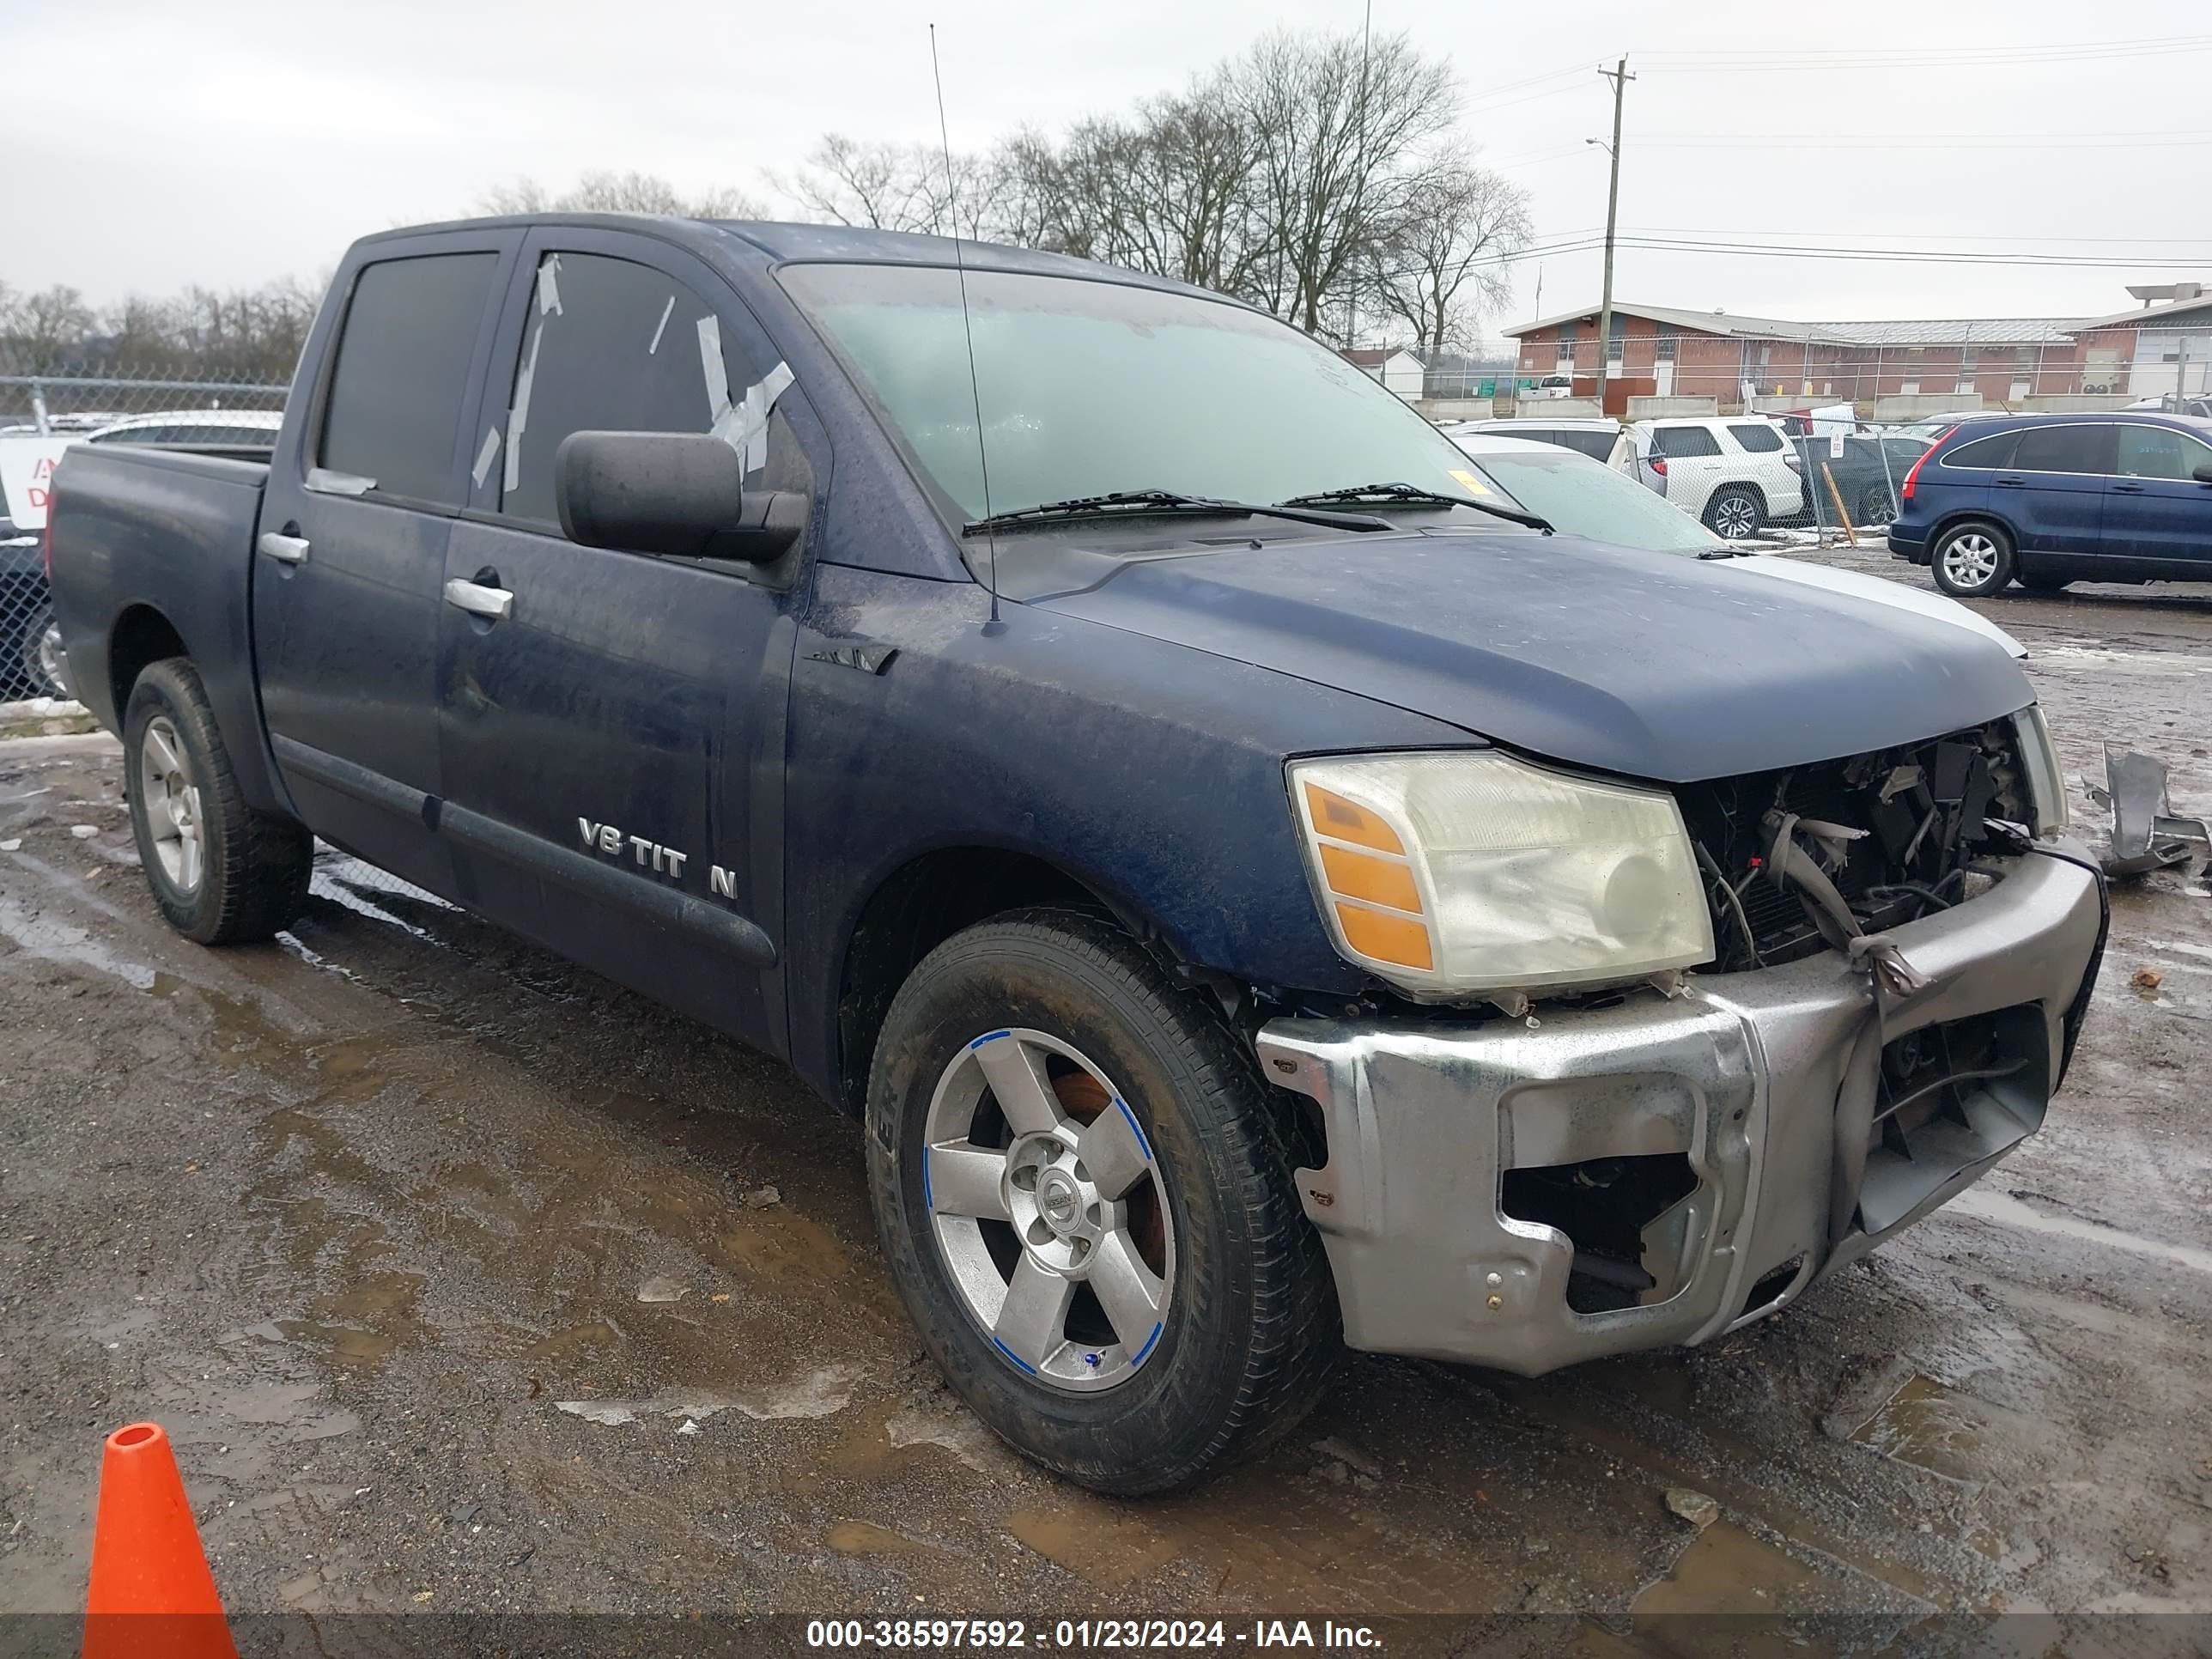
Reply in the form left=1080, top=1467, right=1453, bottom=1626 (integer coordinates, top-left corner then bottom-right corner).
left=357, top=213, right=1213, bottom=298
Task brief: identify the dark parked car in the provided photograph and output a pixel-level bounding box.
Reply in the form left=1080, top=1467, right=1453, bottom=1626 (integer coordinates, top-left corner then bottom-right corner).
left=1787, top=434, right=1933, bottom=527
left=49, top=213, right=2102, bottom=1493
left=1887, top=413, right=2212, bottom=597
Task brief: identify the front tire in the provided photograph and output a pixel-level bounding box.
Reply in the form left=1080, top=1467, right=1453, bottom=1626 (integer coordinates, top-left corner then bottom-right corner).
left=123, top=657, right=312, bottom=944
left=1704, top=486, right=1765, bottom=539
left=1929, top=520, right=2014, bottom=598
left=866, top=908, right=1338, bottom=1493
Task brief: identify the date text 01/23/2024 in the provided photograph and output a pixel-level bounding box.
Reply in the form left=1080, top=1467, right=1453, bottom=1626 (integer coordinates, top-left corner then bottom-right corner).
left=803, top=1620, right=1384, bottom=1650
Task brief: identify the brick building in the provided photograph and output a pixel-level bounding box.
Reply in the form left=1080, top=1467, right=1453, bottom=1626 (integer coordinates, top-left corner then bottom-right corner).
left=1503, top=286, right=2212, bottom=415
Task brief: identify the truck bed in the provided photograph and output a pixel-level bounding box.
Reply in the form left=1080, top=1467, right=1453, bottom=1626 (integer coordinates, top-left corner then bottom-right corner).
left=47, top=443, right=284, bottom=812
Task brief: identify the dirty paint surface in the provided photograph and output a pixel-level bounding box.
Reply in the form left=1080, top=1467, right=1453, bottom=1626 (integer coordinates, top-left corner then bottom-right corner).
left=2, top=552, right=2209, bottom=1644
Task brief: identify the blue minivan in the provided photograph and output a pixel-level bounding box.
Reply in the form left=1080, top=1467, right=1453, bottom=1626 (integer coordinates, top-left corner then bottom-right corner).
left=1887, top=411, right=2212, bottom=598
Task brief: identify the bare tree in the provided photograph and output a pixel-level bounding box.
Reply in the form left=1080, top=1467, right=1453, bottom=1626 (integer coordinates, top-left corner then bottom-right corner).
left=1364, top=158, right=1532, bottom=360
left=477, top=170, right=762, bottom=220
left=1235, top=30, right=1458, bottom=337
left=0, top=283, right=98, bottom=359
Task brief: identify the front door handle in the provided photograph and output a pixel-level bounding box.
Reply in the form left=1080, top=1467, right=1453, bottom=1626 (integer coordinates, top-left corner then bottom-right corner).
left=2111, top=482, right=2146, bottom=493
left=443, top=579, right=514, bottom=621
left=1993, top=476, right=2026, bottom=488
left=258, top=532, right=310, bottom=565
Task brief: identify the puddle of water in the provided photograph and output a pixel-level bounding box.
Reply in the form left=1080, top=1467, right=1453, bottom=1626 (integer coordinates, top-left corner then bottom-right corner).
left=828, top=1519, right=929, bottom=1555
left=1947, top=1188, right=2212, bottom=1276
left=1848, top=1373, right=2014, bottom=1486
left=1623, top=1519, right=1846, bottom=1656
left=0, top=889, right=157, bottom=988
left=1009, top=1502, right=1183, bottom=1589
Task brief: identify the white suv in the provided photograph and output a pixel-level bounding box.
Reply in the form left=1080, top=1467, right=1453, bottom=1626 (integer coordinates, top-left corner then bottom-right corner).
left=1627, top=416, right=1805, bottom=538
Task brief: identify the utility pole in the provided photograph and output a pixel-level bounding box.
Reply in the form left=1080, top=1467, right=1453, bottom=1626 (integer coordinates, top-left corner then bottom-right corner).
left=1591, top=58, right=1634, bottom=416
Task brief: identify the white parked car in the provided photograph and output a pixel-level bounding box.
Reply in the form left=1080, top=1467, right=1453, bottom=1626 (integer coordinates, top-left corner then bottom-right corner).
left=1440, top=416, right=1632, bottom=470
left=1445, top=432, right=2026, bottom=659
left=84, top=410, right=283, bottom=447
left=1625, top=416, right=1806, bottom=538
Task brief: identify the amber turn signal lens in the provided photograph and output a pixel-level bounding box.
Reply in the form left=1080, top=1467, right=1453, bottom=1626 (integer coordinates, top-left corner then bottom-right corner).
left=1334, top=902, right=1434, bottom=970
left=1317, top=843, right=1420, bottom=913
left=1303, top=783, right=1405, bottom=855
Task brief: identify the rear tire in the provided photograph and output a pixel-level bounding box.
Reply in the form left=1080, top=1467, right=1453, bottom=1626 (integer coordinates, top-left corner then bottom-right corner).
left=1703, top=487, right=1765, bottom=539
left=123, top=657, right=312, bottom=944
left=866, top=907, right=1339, bottom=1494
left=1929, top=520, right=2014, bottom=599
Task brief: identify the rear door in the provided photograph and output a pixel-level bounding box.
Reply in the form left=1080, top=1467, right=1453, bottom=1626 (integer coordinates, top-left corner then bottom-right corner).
left=1992, top=423, right=2116, bottom=556
left=434, top=227, right=817, bottom=1052
left=1646, top=423, right=1724, bottom=511
left=254, top=231, right=518, bottom=892
left=2102, top=422, right=2212, bottom=569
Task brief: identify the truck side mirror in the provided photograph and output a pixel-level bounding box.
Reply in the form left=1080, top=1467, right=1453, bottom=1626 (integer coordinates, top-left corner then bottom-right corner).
left=555, top=430, right=803, bottom=564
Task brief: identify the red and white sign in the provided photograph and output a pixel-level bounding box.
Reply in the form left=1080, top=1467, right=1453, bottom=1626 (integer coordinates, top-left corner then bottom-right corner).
left=0, top=435, right=79, bottom=532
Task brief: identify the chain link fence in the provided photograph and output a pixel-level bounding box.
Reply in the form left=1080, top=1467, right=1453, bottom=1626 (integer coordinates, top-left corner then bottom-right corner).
left=1, top=362, right=289, bottom=703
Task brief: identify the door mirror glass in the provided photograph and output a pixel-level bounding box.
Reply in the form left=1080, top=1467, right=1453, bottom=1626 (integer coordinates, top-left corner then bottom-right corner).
left=555, top=431, right=802, bottom=563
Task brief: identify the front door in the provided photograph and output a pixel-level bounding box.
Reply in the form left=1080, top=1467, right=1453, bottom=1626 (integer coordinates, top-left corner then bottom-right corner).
left=1992, top=422, right=2114, bottom=555
left=253, top=231, right=518, bottom=893
left=2102, top=423, right=2212, bottom=568
left=434, top=230, right=817, bottom=1052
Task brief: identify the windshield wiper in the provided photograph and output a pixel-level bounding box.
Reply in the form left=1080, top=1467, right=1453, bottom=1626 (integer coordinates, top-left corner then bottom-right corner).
left=1697, top=548, right=1753, bottom=560
left=1279, top=481, right=1553, bottom=534
left=963, top=489, right=1392, bottom=536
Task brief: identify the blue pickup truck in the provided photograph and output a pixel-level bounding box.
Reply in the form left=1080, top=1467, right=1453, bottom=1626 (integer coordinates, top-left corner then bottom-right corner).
left=48, top=215, right=2106, bottom=1493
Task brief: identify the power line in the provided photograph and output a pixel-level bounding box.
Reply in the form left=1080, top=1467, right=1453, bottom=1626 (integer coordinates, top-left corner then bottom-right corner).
left=1638, top=33, right=2212, bottom=71
left=1608, top=234, right=2212, bottom=270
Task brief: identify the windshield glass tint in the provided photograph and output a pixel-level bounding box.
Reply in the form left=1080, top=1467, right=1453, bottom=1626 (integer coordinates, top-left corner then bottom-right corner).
left=1461, top=449, right=1717, bottom=554
left=781, top=264, right=1480, bottom=520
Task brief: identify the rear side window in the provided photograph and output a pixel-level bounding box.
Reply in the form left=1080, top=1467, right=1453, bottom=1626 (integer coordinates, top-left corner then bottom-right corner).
left=2012, top=424, right=2116, bottom=476
left=499, top=252, right=743, bottom=525
left=1650, top=426, right=1722, bottom=459
left=1942, top=430, right=2019, bottom=470
left=2117, top=425, right=2211, bottom=480
left=1539, top=429, right=1618, bottom=461
left=1727, top=422, right=1784, bottom=453
left=320, top=252, right=497, bottom=504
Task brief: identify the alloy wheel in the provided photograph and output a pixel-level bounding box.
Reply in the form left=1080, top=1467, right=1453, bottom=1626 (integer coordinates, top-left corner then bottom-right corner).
left=137, top=715, right=205, bottom=894
left=921, top=1027, right=1175, bottom=1392
left=1712, top=495, right=1758, bottom=538
left=1942, top=532, right=1999, bottom=589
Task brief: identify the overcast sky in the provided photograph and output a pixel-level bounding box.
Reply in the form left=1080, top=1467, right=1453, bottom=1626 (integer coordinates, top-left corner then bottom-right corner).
left=4, top=0, right=2205, bottom=340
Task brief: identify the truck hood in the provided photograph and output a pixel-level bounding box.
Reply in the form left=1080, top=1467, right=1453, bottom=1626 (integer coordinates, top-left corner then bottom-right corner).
left=1015, top=531, right=2035, bottom=783
left=1732, top=553, right=2027, bottom=660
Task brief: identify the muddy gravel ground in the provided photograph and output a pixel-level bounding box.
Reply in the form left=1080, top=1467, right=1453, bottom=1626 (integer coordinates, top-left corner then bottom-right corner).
left=3, top=550, right=2209, bottom=1653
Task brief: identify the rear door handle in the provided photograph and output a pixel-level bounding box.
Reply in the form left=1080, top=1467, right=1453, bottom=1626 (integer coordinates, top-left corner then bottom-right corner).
left=258, top=532, right=310, bottom=564
left=443, top=579, right=514, bottom=621
left=1993, top=477, right=2026, bottom=488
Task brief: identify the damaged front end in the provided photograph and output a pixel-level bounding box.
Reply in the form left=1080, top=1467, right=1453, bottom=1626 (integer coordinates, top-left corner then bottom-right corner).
left=1256, top=713, right=2107, bottom=1375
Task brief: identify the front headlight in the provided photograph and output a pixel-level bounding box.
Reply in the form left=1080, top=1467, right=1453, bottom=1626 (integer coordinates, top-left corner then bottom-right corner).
left=2013, top=704, right=2068, bottom=836
left=1289, top=751, right=1715, bottom=1000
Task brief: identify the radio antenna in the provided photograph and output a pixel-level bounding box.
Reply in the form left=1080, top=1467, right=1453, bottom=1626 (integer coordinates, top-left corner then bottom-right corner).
left=929, top=23, right=1000, bottom=625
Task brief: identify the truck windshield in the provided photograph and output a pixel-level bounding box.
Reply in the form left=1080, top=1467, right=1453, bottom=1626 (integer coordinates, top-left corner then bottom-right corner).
left=780, top=263, right=1492, bottom=525
left=1455, top=448, right=1720, bottom=555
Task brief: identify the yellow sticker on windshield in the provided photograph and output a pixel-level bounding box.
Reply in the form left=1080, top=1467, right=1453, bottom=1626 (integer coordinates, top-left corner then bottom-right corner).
left=1448, top=467, right=1491, bottom=496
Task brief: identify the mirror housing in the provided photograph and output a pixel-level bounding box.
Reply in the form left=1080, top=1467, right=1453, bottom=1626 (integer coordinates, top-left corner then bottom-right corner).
left=556, top=430, right=803, bottom=564
left=2195, top=460, right=2212, bottom=484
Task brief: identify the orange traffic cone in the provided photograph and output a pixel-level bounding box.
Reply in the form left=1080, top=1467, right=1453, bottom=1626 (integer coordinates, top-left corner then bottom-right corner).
left=82, top=1422, right=238, bottom=1659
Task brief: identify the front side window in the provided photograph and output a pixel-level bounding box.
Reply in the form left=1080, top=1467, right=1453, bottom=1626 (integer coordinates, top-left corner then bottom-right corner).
left=781, top=263, right=1488, bottom=522
left=499, top=253, right=748, bottom=525
left=2117, top=424, right=2211, bottom=480
left=2013, top=423, right=2117, bottom=476
left=1650, top=426, right=1722, bottom=459
left=1727, top=422, right=1784, bottom=454
left=320, top=252, right=498, bottom=503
